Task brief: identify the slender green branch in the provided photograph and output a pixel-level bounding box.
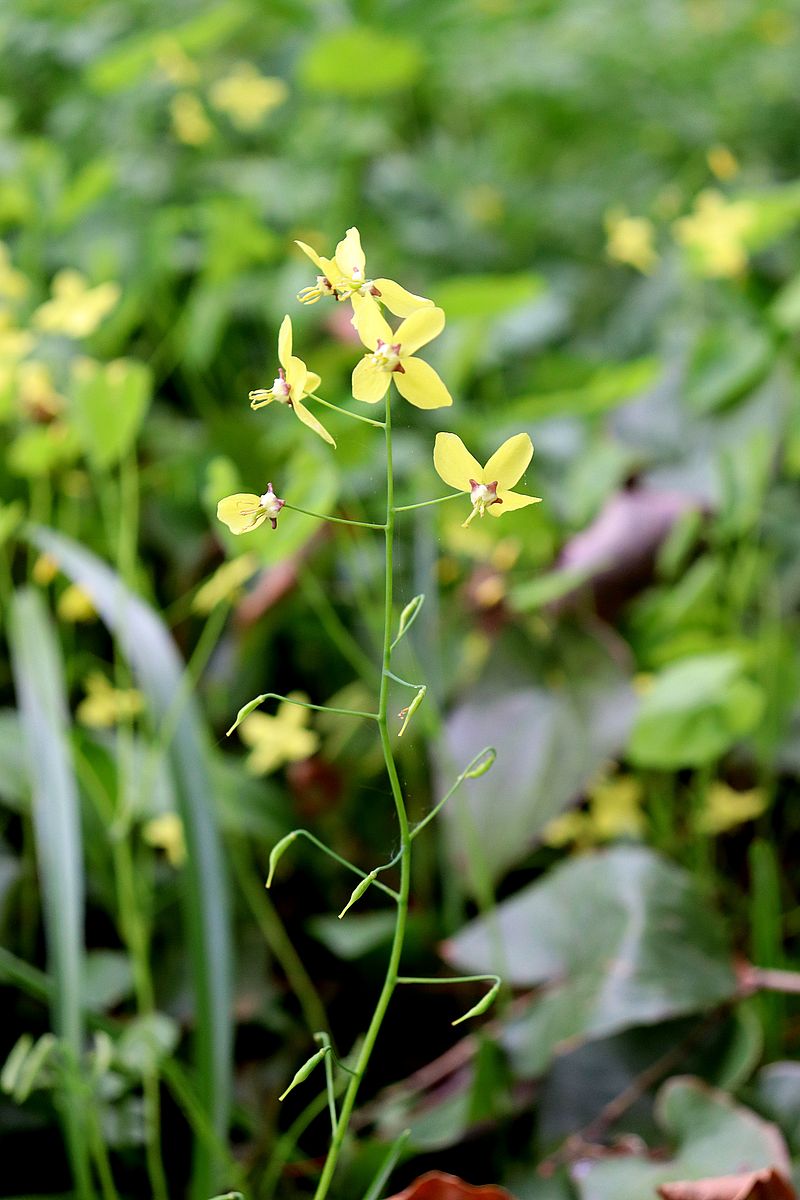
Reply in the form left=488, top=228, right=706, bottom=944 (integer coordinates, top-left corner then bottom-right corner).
left=396, top=974, right=502, bottom=1025
left=227, top=691, right=378, bottom=737
left=384, top=668, right=423, bottom=690
left=394, top=491, right=462, bottom=513
left=314, top=1034, right=339, bottom=1134
left=307, top=391, right=386, bottom=428
left=271, top=829, right=400, bottom=903
left=283, top=502, right=385, bottom=530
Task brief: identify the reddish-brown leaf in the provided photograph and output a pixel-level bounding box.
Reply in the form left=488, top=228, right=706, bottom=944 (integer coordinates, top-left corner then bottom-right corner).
left=386, top=1172, right=515, bottom=1200
left=657, top=1167, right=796, bottom=1200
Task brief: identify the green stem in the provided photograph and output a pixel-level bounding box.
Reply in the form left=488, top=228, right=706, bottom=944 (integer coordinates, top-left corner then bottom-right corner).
left=394, top=491, right=462, bottom=512
left=283, top=502, right=385, bottom=530
left=307, top=392, right=385, bottom=428
left=312, top=394, right=412, bottom=1200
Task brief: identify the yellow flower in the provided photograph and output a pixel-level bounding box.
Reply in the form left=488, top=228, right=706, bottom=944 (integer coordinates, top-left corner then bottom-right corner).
left=588, top=775, right=645, bottom=841
left=352, top=305, right=451, bottom=409
left=142, top=813, right=186, bottom=868
left=248, top=315, right=334, bottom=446
left=18, top=361, right=64, bottom=420
left=674, top=189, right=756, bottom=278
left=707, top=144, right=739, bottom=182
left=217, top=483, right=285, bottom=535
left=433, top=432, right=540, bottom=527
left=0, top=311, right=34, bottom=362
left=77, top=672, right=144, bottom=729
left=32, top=553, right=59, bottom=586
left=57, top=583, right=97, bottom=622
left=33, top=270, right=120, bottom=338
left=170, top=92, right=213, bottom=145
left=239, top=693, right=319, bottom=775
left=296, top=226, right=433, bottom=322
left=695, top=782, right=767, bottom=836
left=209, top=63, right=288, bottom=129
left=154, top=36, right=200, bottom=86
left=0, top=243, right=28, bottom=300
left=605, top=209, right=659, bottom=273
left=192, top=553, right=258, bottom=614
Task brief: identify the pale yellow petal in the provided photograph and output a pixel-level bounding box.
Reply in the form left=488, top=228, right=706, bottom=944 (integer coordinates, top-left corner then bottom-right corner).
left=352, top=356, right=390, bottom=404
left=277, top=314, right=292, bottom=368
left=433, top=433, right=482, bottom=491
left=396, top=306, right=445, bottom=356
left=482, top=433, right=534, bottom=490
left=354, top=300, right=393, bottom=351
left=295, top=240, right=325, bottom=270
left=488, top=488, right=541, bottom=517
left=304, top=371, right=321, bottom=395
left=279, top=693, right=312, bottom=728
left=238, top=711, right=275, bottom=747
left=217, top=493, right=268, bottom=535
left=286, top=355, right=307, bottom=396
left=393, top=356, right=452, bottom=410
left=292, top=399, right=336, bottom=447
left=372, top=277, right=433, bottom=317
left=335, top=227, right=366, bottom=278
left=350, top=291, right=380, bottom=337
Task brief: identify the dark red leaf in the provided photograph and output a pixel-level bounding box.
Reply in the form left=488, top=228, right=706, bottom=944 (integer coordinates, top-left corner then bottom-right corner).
left=387, top=1171, right=515, bottom=1200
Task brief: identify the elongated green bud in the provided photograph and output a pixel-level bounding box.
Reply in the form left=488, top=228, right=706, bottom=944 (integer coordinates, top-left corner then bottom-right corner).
left=464, top=746, right=496, bottom=779
left=227, top=692, right=268, bottom=736
left=278, top=1045, right=329, bottom=1101
left=266, top=831, right=298, bottom=888
left=398, top=685, right=426, bottom=738
left=452, top=978, right=501, bottom=1026
left=339, top=869, right=378, bottom=919
left=391, top=593, right=425, bottom=650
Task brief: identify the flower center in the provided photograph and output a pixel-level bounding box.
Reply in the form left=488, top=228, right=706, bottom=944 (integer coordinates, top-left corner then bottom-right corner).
left=272, top=368, right=291, bottom=403
left=298, top=275, right=338, bottom=305
left=463, top=479, right=502, bottom=527
left=371, top=338, right=403, bottom=372
left=259, top=483, right=285, bottom=529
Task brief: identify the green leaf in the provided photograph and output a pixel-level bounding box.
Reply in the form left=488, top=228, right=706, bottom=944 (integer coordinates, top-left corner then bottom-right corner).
left=116, top=1013, right=180, bottom=1076
left=299, top=26, right=423, bottom=96
left=575, top=1077, right=790, bottom=1200
left=445, top=846, right=736, bottom=1077
left=686, top=323, right=773, bottom=415
left=434, top=272, right=545, bottom=320
left=309, top=911, right=397, bottom=960
left=81, top=950, right=135, bottom=1010
left=629, top=652, right=764, bottom=769
left=27, top=529, right=232, bottom=1200
left=505, top=358, right=658, bottom=422
left=69, top=358, right=152, bottom=470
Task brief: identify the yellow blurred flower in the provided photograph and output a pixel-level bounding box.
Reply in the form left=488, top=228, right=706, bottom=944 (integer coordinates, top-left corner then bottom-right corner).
left=154, top=36, right=200, bottom=85
left=707, top=144, right=740, bottom=182
left=462, top=184, right=505, bottom=226
left=605, top=209, right=659, bottom=273
left=674, top=189, right=756, bottom=278
left=239, top=693, right=319, bottom=775
left=217, top=483, right=285, bottom=536
left=57, top=583, right=97, bottom=623
left=433, top=432, right=540, bottom=527
left=353, top=305, right=451, bottom=409
left=18, top=361, right=64, bottom=420
left=77, top=672, right=144, bottom=729
left=542, top=773, right=645, bottom=848
left=142, top=813, right=186, bottom=868
left=248, top=315, right=334, bottom=446
left=0, top=243, right=28, bottom=300
left=192, top=553, right=258, bottom=614
left=170, top=92, right=213, bottom=146
left=209, top=63, right=288, bottom=129
left=695, top=782, right=767, bottom=835
left=34, top=270, right=120, bottom=338
left=32, top=553, right=58, bottom=586
left=0, top=311, right=33, bottom=362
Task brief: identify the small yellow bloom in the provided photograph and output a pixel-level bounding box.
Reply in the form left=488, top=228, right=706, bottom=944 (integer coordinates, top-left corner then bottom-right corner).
left=77, top=672, right=144, bottom=729
left=32, top=553, right=59, bottom=586
left=353, top=305, right=451, bottom=409
left=707, top=144, right=739, bottom=182
left=0, top=311, right=34, bottom=362
left=296, top=226, right=433, bottom=323
left=605, top=209, right=659, bottom=273
left=192, top=553, right=258, bottom=614
left=217, top=483, right=285, bottom=535
left=18, top=361, right=64, bottom=420
left=248, top=315, right=334, bottom=446
left=0, top=243, right=28, bottom=300
left=239, top=693, right=319, bottom=775
left=674, top=189, right=756, bottom=278
left=588, top=775, right=645, bottom=841
left=209, top=63, right=288, bottom=129
left=170, top=92, right=213, bottom=145
left=142, top=813, right=186, bottom=868
left=34, top=270, right=120, bottom=338
left=57, top=583, right=97, bottom=622
left=695, top=782, right=767, bottom=836
left=154, top=36, right=200, bottom=86
left=433, top=432, right=540, bottom=527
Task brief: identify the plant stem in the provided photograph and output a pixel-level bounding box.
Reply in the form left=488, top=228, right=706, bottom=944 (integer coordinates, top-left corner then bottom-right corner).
left=307, top=392, right=385, bottom=428
left=311, top=393, right=412, bottom=1200
left=394, top=491, right=462, bottom=512
left=282, top=502, right=385, bottom=530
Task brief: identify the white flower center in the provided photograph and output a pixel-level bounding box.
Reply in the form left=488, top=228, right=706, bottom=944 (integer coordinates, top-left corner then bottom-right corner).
left=259, top=487, right=284, bottom=518
left=272, top=375, right=291, bottom=401
left=371, top=338, right=402, bottom=371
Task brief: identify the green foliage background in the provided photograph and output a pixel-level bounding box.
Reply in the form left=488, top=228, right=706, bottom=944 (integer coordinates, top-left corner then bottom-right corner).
left=2, top=0, right=800, bottom=1197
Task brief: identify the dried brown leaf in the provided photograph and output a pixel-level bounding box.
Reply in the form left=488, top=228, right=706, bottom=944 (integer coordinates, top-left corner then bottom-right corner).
left=657, top=1167, right=796, bottom=1200
left=387, top=1171, right=516, bottom=1200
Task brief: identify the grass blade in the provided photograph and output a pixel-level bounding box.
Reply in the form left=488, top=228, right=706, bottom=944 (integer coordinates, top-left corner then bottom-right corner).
left=29, top=527, right=233, bottom=1199
left=8, top=588, right=94, bottom=1197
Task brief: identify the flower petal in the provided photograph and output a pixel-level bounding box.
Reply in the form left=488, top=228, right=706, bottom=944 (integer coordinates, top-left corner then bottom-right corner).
left=354, top=299, right=393, bottom=351
left=396, top=306, right=445, bottom=355
left=488, top=488, right=541, bottom=517
left=286, top=355, right=308, bottom=396
left=217, top=494, right=269, bottom=535
left=295, top=240, right=325, bottom=271
left=304, top=371, right=321, bottom=395
left=371, top=278, right=434, bottom=318
left=433, top=433, right=482, bottom=491
left=393, top=356, right=453, bottom=410
left=335, top=226, right=366, bottom=278
left=352, top=356, right=390, bottom=404
left=292, top=399, right=336, bottom=447
left=277, top=314, right=292, bottom=369
left=482, top=433, right=534, bottom=490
